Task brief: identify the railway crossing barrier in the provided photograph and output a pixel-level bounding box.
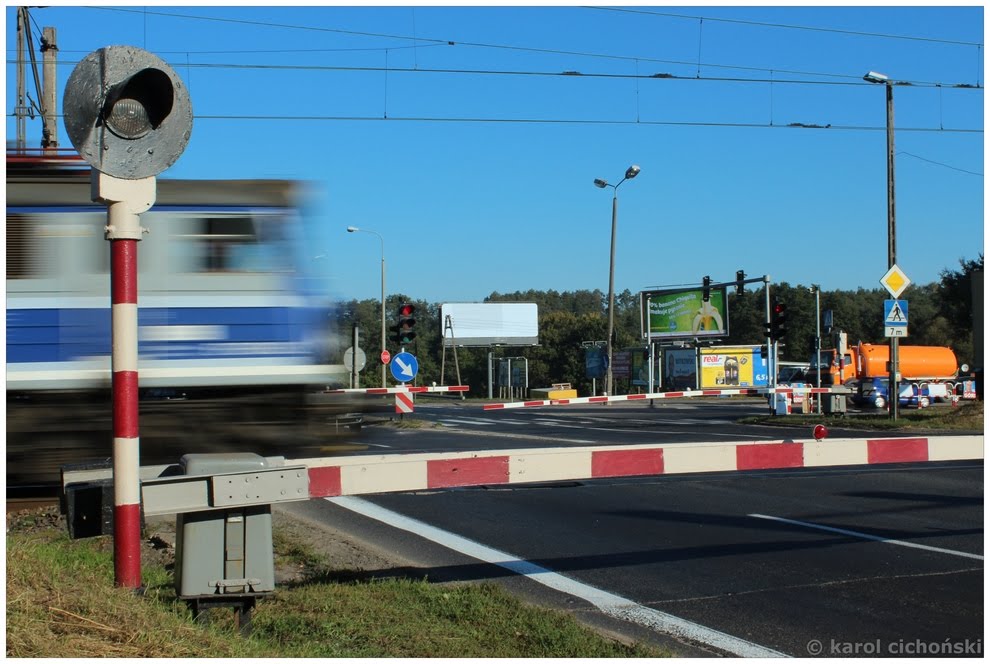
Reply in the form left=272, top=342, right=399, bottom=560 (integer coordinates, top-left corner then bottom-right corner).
left=324, top=384, right=469, bottom=414
left=63, top=436, right=984, bottom=520
left=61, top=428, right=983, bottom=634
left=482, top=385, right=837, bottom=410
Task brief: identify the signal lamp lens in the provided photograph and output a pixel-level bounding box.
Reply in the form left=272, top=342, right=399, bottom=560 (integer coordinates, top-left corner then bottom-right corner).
left=105, top=97, right=153, bottom=139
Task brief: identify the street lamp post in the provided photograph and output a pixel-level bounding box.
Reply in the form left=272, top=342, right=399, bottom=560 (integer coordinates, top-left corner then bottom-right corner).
left=346, top=226, right=387, bottom=388
left=594, top=164, right=641, bottom=399
left=864, top=70, right=899, bottom=420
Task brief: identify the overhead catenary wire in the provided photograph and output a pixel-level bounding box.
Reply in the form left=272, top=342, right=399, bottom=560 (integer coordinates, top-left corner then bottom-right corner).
left=150, top=114, right=982, bottom=135
left=71, top=6, right=983, bottom=88
left=16, top=58, right=982, bottom=92
left=587, top=6, right=985, bottom=48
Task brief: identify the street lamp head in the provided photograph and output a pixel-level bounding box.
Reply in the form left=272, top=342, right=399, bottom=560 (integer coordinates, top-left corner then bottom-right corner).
left=346, top=226, right=359, bottom=233
left=625, top=164, right=641, bottom=179
left=594, top=178, right=608, bottom=189
left=863, top=71, right=889, bottom=84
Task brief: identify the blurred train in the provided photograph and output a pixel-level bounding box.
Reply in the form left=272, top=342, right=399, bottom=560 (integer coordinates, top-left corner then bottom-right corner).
left=7, top=150, right=369, bottom=487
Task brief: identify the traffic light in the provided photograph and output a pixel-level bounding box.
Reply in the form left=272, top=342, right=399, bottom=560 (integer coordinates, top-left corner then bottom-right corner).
left=63, top=45, right=193, bottom=180
left=702, top=275, right=711, bottom=302
left=771, top=301, right=787, bottom=341
left=396, top=303, right=417, bottom=345
left=735, top=270, right=746, bottom=296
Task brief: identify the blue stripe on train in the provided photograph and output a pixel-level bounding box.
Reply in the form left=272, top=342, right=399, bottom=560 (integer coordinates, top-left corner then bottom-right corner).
left=7, top=306, right=325, bottom=363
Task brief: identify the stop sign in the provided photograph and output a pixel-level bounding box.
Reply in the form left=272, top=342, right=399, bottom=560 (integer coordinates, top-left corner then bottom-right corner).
left=381, top=349, right=391, bottom=365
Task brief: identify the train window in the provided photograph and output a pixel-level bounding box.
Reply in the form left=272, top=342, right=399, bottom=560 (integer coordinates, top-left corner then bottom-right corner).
left=204, top=216, right=256, bottom=271
left=171, top=213, right=294, bottom=274
left=173, top=215, right=257, bottom=272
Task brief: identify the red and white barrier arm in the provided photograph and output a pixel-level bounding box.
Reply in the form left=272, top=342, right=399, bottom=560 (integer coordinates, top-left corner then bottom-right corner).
left=120, top=433, right=982, bottom=516
left=326, top=385, right=469, bottom=395
left=483, top=386, right=834, bottom=411
left=296, top=434, right=983, bottom=499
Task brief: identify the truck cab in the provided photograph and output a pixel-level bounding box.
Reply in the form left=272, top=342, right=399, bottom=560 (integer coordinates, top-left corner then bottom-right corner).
left=809, top=349, right=858, bottom=386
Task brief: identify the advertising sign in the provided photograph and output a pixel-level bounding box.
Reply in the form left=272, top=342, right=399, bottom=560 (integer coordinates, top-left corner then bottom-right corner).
left=698, top=346, right=768, bottom=389
left=630, top=350, right=661, bottom=389
left=641, top=288, right=729, bottom=339
left=440, top=302, right=539, bottom=347
left=585, top=347, right=607, bottom=380
left=663, top=348, right=698, bottom=391
left=611, top=350, right=631, bottom=379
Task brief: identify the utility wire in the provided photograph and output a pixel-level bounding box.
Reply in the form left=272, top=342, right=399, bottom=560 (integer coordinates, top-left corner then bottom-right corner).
left=588, top=6, right=984, bottom=47
left=898, top=150, right=983, bottom=176
left=17, top=110, right=979, bottom=133
left=135, top=113, right=981, bottom=134
left=79, top=6, right=981, bottom=87
left=21, top=58, right=982, bottom=91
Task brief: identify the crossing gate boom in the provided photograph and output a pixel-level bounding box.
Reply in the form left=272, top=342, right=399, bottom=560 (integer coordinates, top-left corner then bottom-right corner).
left=63, top=434, right=984, bottom=518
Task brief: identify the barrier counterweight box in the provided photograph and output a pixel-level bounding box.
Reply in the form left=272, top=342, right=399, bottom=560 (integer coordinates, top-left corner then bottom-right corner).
left=174, top=454, right=276, bottom=598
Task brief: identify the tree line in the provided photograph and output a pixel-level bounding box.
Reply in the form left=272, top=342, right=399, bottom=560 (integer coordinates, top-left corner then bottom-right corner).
left=332, top=256, right=982, bottom=397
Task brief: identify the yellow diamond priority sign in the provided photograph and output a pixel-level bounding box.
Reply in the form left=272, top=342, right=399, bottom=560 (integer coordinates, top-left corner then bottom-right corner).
left=880, top=264, right=911, bottom=299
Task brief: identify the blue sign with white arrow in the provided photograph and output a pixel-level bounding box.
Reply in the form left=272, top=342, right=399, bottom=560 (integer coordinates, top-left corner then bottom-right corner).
left=390, top=351, right=419, bottom=382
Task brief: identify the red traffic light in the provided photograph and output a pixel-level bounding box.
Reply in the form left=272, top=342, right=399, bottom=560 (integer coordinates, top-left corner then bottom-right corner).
left=774, top=302, right=786, bottom=315
left=399, top=303, right=415, bottom=316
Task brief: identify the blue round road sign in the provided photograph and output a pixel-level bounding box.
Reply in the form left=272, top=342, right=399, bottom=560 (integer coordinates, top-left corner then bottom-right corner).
left=390, top=352, right=419, bottom=382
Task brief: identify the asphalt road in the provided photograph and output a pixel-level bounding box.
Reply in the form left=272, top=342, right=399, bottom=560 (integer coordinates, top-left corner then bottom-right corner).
left=286, top=460, right=983, bottom=657
left=320, top=398, right=946, bottom=459
left=279, top=401, right=983, bottom=657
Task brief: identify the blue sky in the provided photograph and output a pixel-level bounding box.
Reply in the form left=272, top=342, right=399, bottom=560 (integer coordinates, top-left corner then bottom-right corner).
left=7, top=5, right=984, bottom=304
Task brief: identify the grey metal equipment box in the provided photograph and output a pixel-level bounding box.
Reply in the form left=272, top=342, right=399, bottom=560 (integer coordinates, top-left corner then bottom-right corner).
left=174, top=453, right=276, bottom=599
left=823, top=388, right=851, bottom=415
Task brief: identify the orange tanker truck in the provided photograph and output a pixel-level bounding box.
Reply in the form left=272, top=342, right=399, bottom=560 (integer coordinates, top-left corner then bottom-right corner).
left=810, top=343, right=958, bottom=386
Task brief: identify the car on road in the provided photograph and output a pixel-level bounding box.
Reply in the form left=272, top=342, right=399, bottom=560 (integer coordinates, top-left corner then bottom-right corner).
left=847, top=377, right=932, bottom=409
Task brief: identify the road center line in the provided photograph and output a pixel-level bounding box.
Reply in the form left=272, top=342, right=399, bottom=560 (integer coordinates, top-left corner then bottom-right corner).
left=329, top=495, right=788, bottom=658
left=749, top=513, right=984, bottom=561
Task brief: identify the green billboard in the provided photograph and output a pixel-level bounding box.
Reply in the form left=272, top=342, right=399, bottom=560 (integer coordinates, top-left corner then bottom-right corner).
left=640, top=287, right=729, bottom=339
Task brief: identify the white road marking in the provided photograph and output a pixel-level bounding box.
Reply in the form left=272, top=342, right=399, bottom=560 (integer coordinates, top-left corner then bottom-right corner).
left=749, top=514, right=984, bottom=561
left=330, top=495, right=788, bottom=658
left=440, top=418, right=498, bottom=426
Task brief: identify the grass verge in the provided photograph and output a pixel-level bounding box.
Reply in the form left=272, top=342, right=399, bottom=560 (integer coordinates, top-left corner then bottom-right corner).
left=739, top=400, right=984, bottom=431
left=6, top=509, right=666, bottom=658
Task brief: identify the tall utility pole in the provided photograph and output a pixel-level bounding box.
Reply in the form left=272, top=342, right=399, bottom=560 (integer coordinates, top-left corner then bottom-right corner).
left=42, top=27, right=58, bottom=151
left=15, top=8, right=26, bottom=150
left=864, top=70, right=899, bottom=420
left=14, top=8, right=59, bottom=151
left=885, top=79, right=899, bottom=421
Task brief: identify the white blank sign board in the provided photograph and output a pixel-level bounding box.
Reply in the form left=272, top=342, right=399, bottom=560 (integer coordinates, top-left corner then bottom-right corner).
left=440, top=302, right=539, bottom=347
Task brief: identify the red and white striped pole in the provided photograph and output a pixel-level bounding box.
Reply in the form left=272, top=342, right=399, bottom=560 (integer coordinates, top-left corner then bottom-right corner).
left=96, top=174, right=156, bottom=589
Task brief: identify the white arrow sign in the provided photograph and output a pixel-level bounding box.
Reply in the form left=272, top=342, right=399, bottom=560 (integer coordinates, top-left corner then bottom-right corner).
left=394, top=356, right=413, bottom=378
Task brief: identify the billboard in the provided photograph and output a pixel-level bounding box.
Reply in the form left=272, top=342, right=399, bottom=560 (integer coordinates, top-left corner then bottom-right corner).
left=640, top=287, right=729, bottom=339
left=663, top=348, right=698, bottom=391
left=585, top=346, right=606, bottom=380
left=630, top=349, right=661, bottom=389
left=440, top=302, right=539, bottom=347
left=698, top=346, right=768, bottom=389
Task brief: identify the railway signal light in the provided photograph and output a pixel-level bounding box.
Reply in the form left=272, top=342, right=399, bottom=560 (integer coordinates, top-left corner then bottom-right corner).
left=396, top=303, right=417, bottom=345
left=736, top=270, right=746, bottom=296
left=63, top=45, right=193, bottom=179
left=702, top=275, right=711, bottom=302
left=771, top=301, right=788, bottom=342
